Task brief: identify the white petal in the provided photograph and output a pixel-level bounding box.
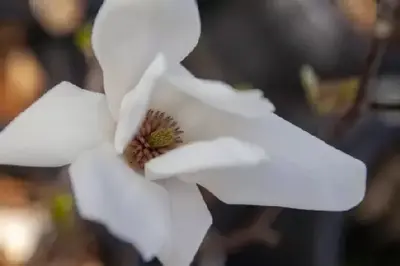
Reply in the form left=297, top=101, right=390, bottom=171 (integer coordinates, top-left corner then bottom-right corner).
left=181, top=114, right=366, bottom=211
left=114, top=55, right=167, bottom=154
left=169, top=64, right=274, bottom=110
left=69, top=144, right=170, bottom=260
left=146, top=67, right=365, bottom=210
left=0, top=82, right=113, bottom=167
left=165, top=74, right=275, bottom=118
left=92, top=0, right=200, bottom=118
left=145, top=137, right=267, bottom=181
left=166, top=63, right=195, bottom=78
left=158, top=0, right=200, bottom=62
left=157, top=179, right=211, bottom=266
left=144, top=72, right=275, bottom=142
left=167, top=64, right=271, bottom=107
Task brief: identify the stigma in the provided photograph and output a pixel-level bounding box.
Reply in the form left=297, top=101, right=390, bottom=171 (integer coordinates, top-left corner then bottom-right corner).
left=124, top=109, right=183, bottom=170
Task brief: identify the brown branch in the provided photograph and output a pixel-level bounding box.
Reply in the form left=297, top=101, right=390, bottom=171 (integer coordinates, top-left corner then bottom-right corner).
left=328, top=0, right=398, bottom=140
left=198, top=208, right=282, bottom=266
left=222, top=207, right=282, bottom=251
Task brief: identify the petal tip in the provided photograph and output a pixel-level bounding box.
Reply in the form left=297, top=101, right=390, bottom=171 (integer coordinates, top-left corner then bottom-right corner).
left=152, top=53, right=168, bottom=75
left=56, top=81, right=72, bottom=87
left=349, top=159, right=367, bottom=209
left=335, top=158, right=367, bottom=211
left=114, top=137, right=125, bottom=155
left=266, top=99, right=276, bottom=113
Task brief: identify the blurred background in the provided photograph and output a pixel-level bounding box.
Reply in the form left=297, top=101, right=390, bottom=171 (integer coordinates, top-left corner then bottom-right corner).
left=1, top=0, right=400, bottom=265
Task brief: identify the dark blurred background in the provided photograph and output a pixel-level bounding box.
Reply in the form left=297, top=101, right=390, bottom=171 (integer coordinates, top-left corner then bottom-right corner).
left=1, top=0, right=400, bottom=266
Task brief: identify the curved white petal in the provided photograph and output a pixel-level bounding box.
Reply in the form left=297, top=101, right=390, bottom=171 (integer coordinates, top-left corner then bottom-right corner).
left=114, top=54, right=167, bottom=154
left=156, top=179, right=211, bottom=266
left=166, top=63, right=195, bottom=78
left=92, top=0, right=200, bottom=118
left=144, top=72, right=275, bottom=142
left=69, top=144, right=170, bottom=260
left=158, top=0, right=200, bottom=62
left=144, top=67, right=365, bottom=210
left=145, top=137, right=267, bottom=181
left=0, top=82, right=113, bottom=167
left=165, top=74, right=275, bottom=118
left=181, top=114, right=366, bottom=211
left=167, top=64, right=274, bottom=111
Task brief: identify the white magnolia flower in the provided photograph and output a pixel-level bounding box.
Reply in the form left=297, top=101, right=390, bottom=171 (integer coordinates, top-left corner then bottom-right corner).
left=0, top=0, right=366, bottom=265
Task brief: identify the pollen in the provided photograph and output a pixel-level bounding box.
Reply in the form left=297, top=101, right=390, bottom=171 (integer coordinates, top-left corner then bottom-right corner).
left=147, top=128, right=176, bottom=148
left=124, top=109, right=183, bottom=170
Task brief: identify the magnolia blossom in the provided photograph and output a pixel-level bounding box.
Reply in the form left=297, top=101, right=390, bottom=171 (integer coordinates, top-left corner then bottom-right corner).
left=0, top=0, right=366, bottom=265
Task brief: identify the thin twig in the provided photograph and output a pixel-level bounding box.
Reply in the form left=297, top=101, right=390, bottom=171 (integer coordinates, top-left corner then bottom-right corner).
left=328, top=0, right=398, bottom=140
left=222, top=207, right=282, bottom=251
left=197, top=208, right=282, bottom=266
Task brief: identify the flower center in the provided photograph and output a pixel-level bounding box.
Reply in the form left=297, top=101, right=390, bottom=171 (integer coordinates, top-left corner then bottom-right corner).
left=124, top=109, right=183, bottom=170
left=147, top=128, right=175, bottom=148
